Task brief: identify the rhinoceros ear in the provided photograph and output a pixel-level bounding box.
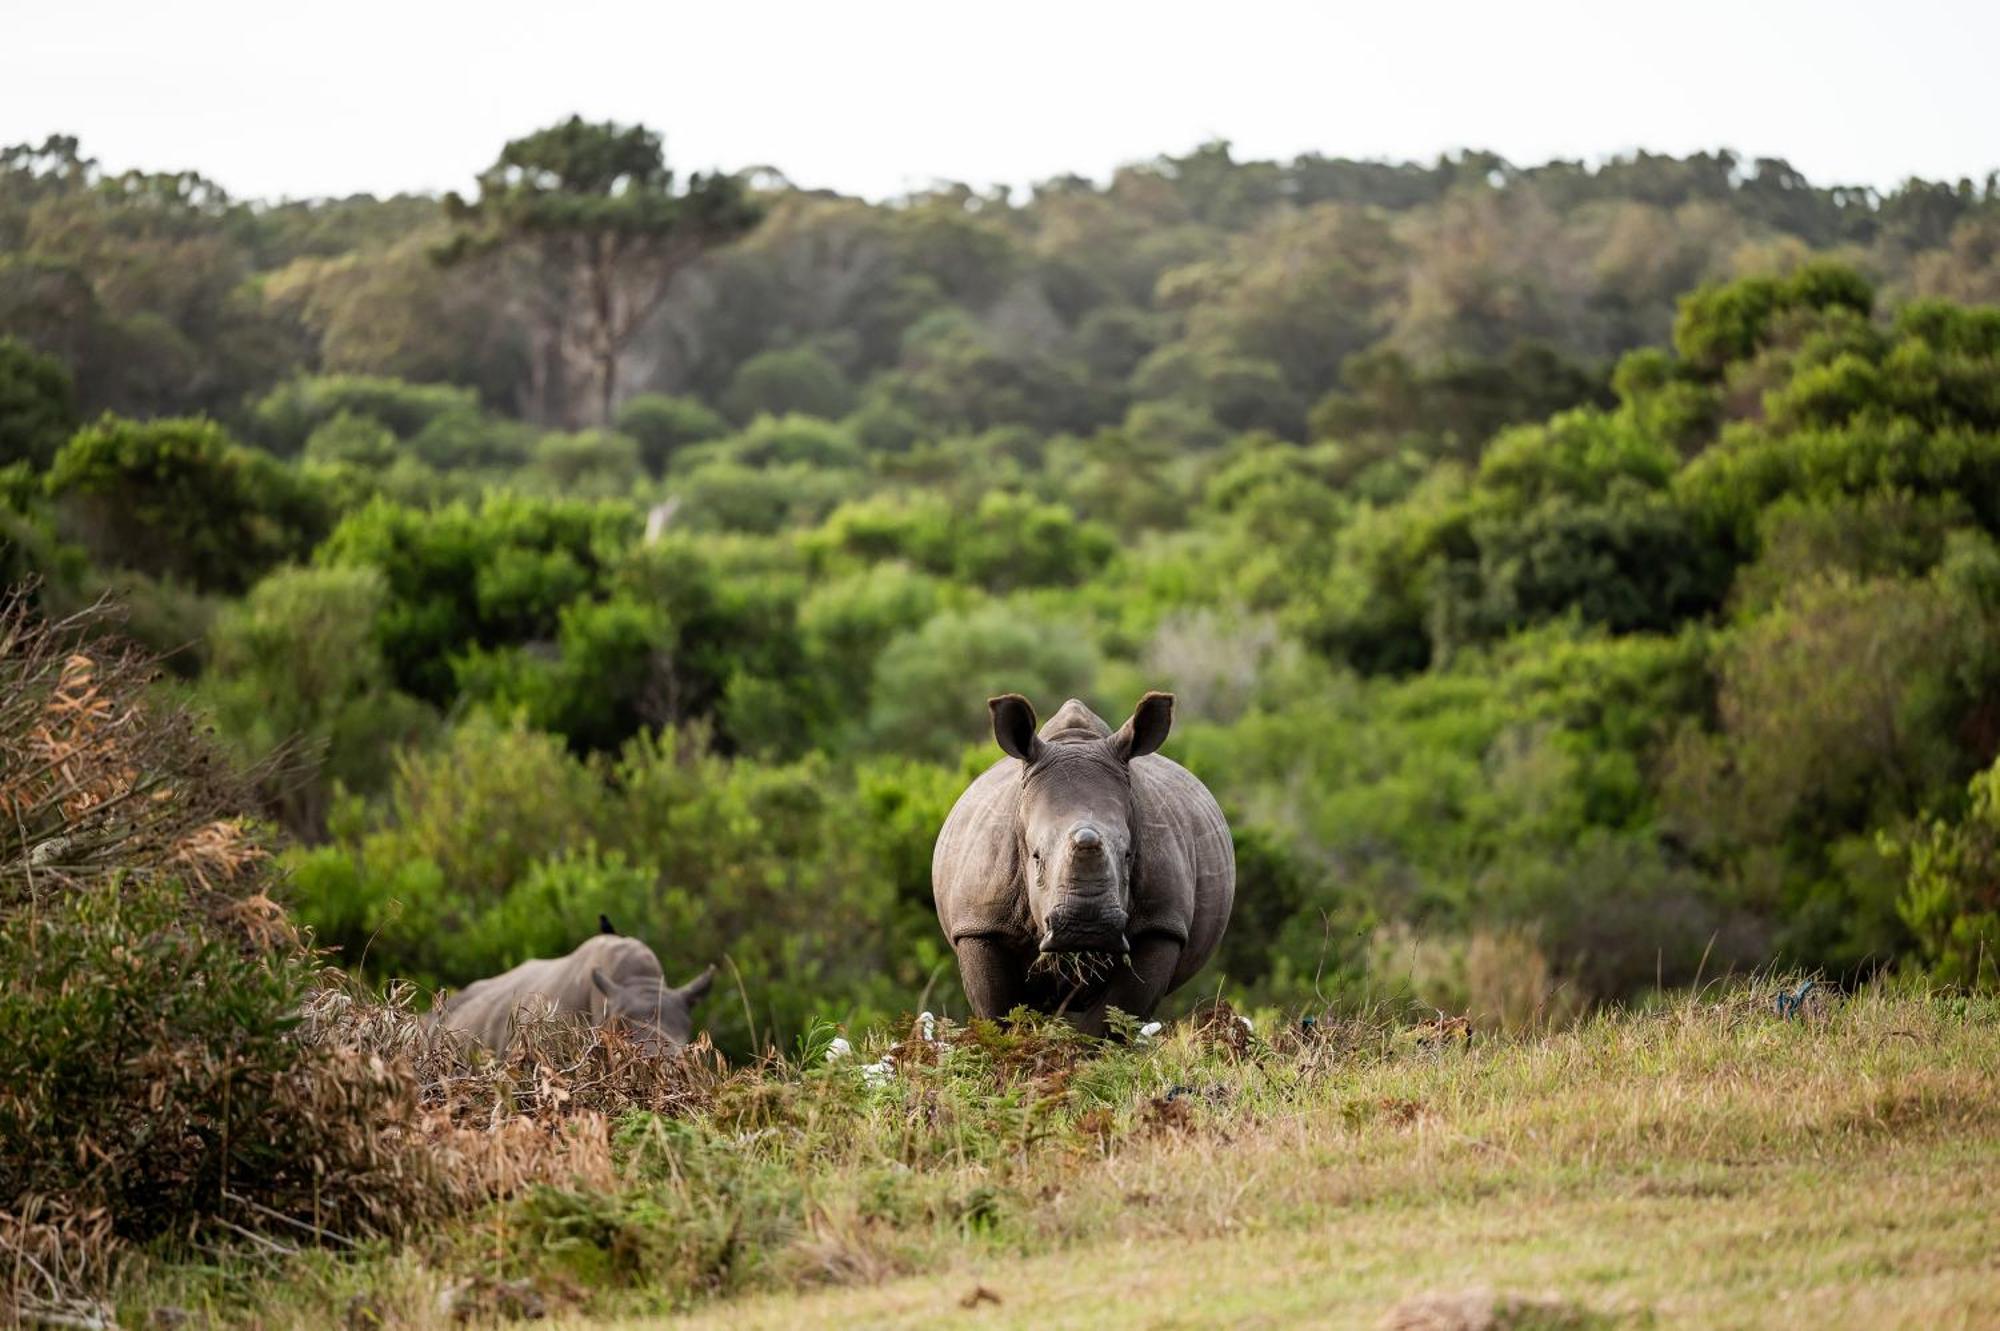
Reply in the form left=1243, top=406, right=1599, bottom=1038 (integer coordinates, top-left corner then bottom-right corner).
left=590, top=967, right=615, bottom=999
left=680, top=964, right=716, bottom=1006
left=1111, top=692, right=1174, bottom=762
left=989, top=694, right=1043, bottom=764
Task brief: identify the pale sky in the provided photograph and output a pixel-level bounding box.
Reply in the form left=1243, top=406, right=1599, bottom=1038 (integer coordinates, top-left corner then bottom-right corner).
left=4, top=0, right=1996, bottom=204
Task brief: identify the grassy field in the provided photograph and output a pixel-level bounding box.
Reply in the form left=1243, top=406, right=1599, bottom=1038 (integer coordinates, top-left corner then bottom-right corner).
left=127, top=984, right=2000, bottom=1330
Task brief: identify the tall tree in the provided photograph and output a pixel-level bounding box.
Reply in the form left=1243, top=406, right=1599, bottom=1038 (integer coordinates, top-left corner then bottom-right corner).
left=441, top=118, right=762, bottom=427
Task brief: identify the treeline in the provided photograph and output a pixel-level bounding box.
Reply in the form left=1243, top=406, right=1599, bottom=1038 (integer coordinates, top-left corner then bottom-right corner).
left=3, top=124, right=1998, bottom=1053
left=6, top=130, right=1999, bottom=437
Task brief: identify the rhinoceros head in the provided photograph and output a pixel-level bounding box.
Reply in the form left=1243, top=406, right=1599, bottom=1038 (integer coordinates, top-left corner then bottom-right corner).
left=987, top=691, right=1174, bottom=958
left=590, top=963, right=716, bottom=1054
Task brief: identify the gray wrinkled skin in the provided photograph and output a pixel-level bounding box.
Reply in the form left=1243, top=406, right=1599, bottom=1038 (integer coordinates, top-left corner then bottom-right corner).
left=437, top=933, right=714, bottom=1055
left=932, top=693, right=1235, bottom=1032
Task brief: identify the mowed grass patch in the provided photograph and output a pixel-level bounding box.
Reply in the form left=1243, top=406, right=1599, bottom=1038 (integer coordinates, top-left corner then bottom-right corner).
left=124, top=986, right=2000, bottom=1328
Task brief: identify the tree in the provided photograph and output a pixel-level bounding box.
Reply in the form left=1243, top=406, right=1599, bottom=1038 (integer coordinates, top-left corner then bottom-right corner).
left=441, top=118, right=762, bottom=428
left=721, top=346, right=856, bottom=423
left=200, top=564, right=434, bottom=835
left=0, top=335, right=77, bottom=468
left=616, top=392, right=728, bottom=474
left=45, top=415, right=329, bottom=592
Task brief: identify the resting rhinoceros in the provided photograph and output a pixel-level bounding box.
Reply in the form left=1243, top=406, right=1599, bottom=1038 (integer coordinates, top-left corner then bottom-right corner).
left=437, top=925, right=714, bottom=1054
left=932, top=692, right=1235, bottom=1032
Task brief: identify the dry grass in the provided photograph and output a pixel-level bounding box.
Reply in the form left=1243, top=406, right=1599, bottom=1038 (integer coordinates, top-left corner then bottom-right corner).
left=0, top=591, right=277, bottom=931
left=296, top=980, right=725, bottom=1208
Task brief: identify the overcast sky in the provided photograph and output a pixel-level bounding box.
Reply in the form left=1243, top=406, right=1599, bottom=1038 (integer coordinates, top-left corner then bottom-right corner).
left=5, top=0, right=1995, bottom=204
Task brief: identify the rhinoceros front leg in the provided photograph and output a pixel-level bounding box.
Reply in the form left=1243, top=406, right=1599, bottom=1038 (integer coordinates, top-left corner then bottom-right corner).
left=954, top=934, right=1028, bottom=1019
left=1075, top=933, right=1183, bottom=1037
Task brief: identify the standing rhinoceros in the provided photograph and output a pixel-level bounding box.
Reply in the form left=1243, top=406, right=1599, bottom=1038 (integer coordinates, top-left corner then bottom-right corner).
left=437, top=926, right=715, bottom=1055
left=932, top=692, right=1234, bottom=1032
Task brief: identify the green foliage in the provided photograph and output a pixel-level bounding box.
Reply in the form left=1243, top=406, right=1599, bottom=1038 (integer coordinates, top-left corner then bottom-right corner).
left=530, top=428, right=645, bottom=497
left=0, top=334, right=78, bottom=469
left=289, top=717, right=945, bottom=1054
left=810, top=491, right=1116, bottom=591
left=864, top=602, right=1099, bottom=759
left=710, top=413, right=862, bottom=470
left=1672, top=261, right=1875, bottom=374
left=250, top=373, right=479, bottom=456
left=46, top=414, right=329, bottom=592
left=721, top=347, right=856, bottom=423
left=1889, top=757, right=2000, bottom=986
left=198, top=564, right=434, bottom=834
left=1310, top=343, right=1610, bottom=461
left=617, top=392, right=729, bottom=474
left=317, top=493, right=635, bottom=702
left=300, top=409, right=398, bottom=468
left=455, top=593, right=673, bottom=753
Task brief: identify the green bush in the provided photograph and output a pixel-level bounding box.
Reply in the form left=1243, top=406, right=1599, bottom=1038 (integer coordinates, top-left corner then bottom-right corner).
left=530, top=428, right=645, bottom=497
left=317, top=494, right=636, bottom=702
left=46, top=415, right=330, bottom=592
left=0, top=878, right=318, bottom=1238
left=0, top=595, right=430, bottom=1283
left=0, top=335, right=79, bottom=470
left=286, top=718, right=948, bottom=1055
left=864, top=602, right=1099, bottom=760
left=1891, top=757, right=2000, bottom=987
left=199, top=563, right=434, bottom=834
left=300, top=409, right=399, bottom=468
left=249, top=373, right=479, bottom=456
left=722, top=347, right=856, bottom=424
left=618, top=392, right=729, bottom=474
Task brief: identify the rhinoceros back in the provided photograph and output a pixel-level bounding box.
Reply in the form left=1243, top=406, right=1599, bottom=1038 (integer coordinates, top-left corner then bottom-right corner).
left=438, top=934, right=663, bottom=1051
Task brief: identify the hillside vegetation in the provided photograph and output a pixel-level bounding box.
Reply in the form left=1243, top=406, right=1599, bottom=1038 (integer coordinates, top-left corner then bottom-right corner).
left=7, top=128, right=2000, bottom=1046
left=3, top=123, right=1999, bottom=1324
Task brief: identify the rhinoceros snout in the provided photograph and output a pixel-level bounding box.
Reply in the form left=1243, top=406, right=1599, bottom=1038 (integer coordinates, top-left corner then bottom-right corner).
left=1039, top=906, right=1130, bottom=955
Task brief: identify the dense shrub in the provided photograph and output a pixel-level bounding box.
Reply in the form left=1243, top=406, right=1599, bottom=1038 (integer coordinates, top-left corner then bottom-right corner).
left=617, top=392, right=729, bottom=474
left=286, top=718, right=949, bottom=1055
left=46, top=415, right=330, bottom=592
left=249, top=373, right=480, bottom=456
left=721, top=347, right=856, bottom=423
left=198, top=563, right=434, bottom=834
left=864, top=602, right=1099, bottom=759
left=1890, top=756, right=2000, bottom=986
left=0, top=335, right=78, bottom=469
left=0, top=596, right=446, bottom=1312
left=317, top=493, right=637, bottom=702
